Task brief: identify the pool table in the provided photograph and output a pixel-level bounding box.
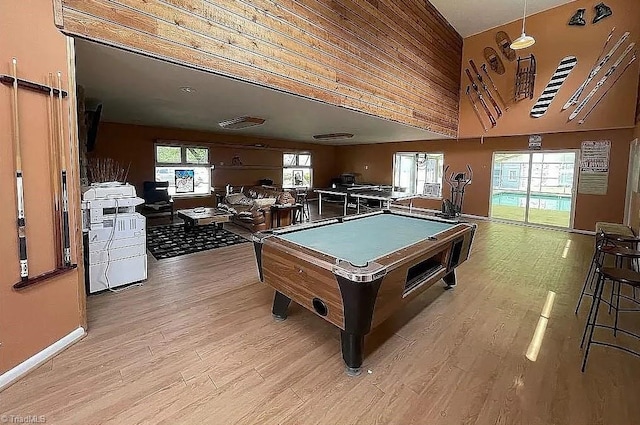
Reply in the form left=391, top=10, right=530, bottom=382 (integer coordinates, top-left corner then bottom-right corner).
left=252, top=210, right=476, bottom=375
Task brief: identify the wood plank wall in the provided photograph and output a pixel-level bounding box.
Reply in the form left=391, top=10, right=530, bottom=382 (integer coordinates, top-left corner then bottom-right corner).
left=60, top=0, right=462, bottom=138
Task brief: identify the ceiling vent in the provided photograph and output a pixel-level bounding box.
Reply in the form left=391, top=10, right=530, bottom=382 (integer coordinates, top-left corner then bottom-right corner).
left=313, top=133, right=354, bottom=141
left=218, top=116, right=265, bottom=130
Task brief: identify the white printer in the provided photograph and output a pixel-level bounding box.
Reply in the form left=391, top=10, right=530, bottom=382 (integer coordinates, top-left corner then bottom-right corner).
left=81, top=182, right=147, bottom=293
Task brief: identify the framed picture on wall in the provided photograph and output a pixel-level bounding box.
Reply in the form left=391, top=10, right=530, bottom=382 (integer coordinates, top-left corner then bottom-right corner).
left=293, top=169, right=304, bottom=186
left=175, top=169, right=195, bottom=193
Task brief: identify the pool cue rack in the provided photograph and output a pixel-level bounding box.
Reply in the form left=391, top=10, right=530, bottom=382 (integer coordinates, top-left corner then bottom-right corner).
left=0, top=75, right=68, bottom=98
left=6, top=58, right=77, bottom=291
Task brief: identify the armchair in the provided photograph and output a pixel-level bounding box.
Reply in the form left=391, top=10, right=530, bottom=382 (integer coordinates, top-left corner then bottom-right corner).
left=141, top=181, right=174, bottom=221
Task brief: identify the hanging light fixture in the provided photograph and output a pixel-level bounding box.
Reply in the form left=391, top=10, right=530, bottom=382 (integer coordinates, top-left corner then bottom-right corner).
left=511, top=0, right=536, bottom=50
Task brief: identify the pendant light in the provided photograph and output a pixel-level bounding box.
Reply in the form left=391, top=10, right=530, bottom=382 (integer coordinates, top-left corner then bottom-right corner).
left=511, top=0, right=536, bottom=50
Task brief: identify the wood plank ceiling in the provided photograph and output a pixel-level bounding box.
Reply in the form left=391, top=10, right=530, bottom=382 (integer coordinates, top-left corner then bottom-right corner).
left=61, top=0, right=463, bottom=138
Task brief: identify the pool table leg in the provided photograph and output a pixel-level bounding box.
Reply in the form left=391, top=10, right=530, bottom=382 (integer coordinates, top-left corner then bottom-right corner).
left=272, top=291, right=292, bottom=321
left=341, top=331, right=364, bottom=376
left=443, top=271, right=456, bottom=289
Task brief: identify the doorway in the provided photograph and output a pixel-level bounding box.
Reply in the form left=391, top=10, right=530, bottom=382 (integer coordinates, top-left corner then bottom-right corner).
left=490, top=151, right=578, bottom=228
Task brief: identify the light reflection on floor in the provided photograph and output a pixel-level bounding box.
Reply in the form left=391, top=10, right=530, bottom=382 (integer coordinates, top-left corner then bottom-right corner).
left=526, top=290, right=556, bottom=362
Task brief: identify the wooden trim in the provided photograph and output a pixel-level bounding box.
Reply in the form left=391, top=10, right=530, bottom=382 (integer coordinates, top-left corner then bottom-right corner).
left=67, top=37, right=87, bottom=330
left=53, top=0, right=64, bottom=28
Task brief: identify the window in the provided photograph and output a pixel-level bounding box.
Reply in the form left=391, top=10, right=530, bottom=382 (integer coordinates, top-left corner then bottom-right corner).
left=155, top=144, right=211, bottom=196
left=508, top=170, right=518, bottom=181
left=392, top=152, right=444, bottom=198
left=283, top=153, right=312, bottom=188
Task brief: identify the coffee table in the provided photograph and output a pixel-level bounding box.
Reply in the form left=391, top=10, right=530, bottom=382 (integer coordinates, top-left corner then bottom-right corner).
left=176, top=208, right=232, bottom=231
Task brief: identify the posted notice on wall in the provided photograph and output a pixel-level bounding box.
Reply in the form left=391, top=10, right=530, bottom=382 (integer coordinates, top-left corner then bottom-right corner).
left=578, top=140, right=611, bottom=195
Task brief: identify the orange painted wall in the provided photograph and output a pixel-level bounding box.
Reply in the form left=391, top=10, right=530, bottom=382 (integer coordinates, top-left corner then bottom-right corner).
left=335, top=128, right=634, bottom=232
left=0, top=0, right=83, bottom=373
left=90, top=122, right=338, bottom=209
left=459, top=0, right=640, bottom=138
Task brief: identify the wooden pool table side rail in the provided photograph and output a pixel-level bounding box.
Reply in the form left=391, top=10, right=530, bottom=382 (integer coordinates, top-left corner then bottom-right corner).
left=370, top=225, right=475, bottom=328
left=261, top=242, right=346, bottom=329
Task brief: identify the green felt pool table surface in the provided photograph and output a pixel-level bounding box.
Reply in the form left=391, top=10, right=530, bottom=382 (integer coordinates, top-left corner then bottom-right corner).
left=277, top=214, right=456, bottom=267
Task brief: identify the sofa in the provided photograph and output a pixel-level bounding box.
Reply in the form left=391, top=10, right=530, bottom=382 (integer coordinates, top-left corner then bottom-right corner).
left=217, top=186, right=296, bottom=232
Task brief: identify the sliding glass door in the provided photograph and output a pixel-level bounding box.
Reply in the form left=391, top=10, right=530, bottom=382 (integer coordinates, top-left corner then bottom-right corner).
left=491, top=151, right=577, bottom=228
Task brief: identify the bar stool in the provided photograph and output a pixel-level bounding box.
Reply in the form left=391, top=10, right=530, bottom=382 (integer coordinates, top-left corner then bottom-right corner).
left=294, top=187, right=310, bottom=222
left=580, top=243, right=640, bottom=371
left=575, top=232, right=640, bottom=315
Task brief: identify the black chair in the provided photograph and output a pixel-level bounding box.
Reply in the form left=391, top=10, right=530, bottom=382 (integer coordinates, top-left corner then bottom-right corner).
left=294, top=187, right=310, bottom=222
left=576, top=232, right=640, bottom=314
left=142, top=181, right=174, bottom=221
left=580, top=239, right=640, bottom=371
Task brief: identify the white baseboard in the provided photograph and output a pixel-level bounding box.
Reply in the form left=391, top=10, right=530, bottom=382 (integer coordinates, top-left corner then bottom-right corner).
left=0, top=326, right=86, bottom=391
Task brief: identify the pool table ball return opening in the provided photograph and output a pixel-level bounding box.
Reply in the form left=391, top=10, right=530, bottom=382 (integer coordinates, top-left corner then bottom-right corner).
left=253, top=210, right=476, bottom=376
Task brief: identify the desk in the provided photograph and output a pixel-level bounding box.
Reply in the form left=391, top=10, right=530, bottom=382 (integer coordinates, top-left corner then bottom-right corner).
left=253, top=210, right=476, bottom=375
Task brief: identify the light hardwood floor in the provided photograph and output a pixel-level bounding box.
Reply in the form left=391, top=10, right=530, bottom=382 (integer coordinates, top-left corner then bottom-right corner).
left=3, top=205, right=640, bottom=424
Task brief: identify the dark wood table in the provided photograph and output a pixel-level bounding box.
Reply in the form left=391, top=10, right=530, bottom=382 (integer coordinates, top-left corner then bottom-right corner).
left=176, top=208, right=232, bottom=231
left=270, top=204, right=303, bottom=228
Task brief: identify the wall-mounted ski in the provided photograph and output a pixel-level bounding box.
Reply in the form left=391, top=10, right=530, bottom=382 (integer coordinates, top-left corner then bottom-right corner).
left=466, top=86, right=488, bottom=132
left=579, top=51, right=637, bottom=124
left=470, top=60, right=502, bottom=118
left=530, top=56, right=577, bottom=118
left=465, top=68, right=496, bottom=127
left=569, top=43, right=635, bottom=121
left=562, top=29, right=628, bottom=110
left=481, top=63, right=509, bottom=110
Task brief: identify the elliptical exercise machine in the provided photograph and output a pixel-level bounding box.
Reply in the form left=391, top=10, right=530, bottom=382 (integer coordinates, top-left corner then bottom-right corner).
left=437, top=165, right=472, bottom=219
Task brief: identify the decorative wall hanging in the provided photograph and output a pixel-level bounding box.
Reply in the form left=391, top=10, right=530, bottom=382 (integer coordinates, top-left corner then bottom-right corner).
left=496, top=31, right=516, bottom=61
left=481, top=63, right=509, bottom=110
left=515, top=55, right=536, bottom=102
left=465, top=86, right=489, bottom=132
left=570, top=45, right=636, bottom=121
left=593, top=3, right=612, bottom=24
left=470, top=60, right=502, bottom=117
left=530, top=56, right=577, bottom=118
left=579, top=51, right=637, bottom=124
left=484, top=47, right=505, bottom=74
left=465, top=69, right=497, bottom=127
left=569, top=9, right=586, bottom=26
left=563, top=29, right=628, bottom=110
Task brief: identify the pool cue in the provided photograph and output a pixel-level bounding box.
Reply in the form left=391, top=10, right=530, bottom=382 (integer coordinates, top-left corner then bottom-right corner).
left=47, top=73, right=62, bottom=267
left=10, top=58, right=28, bottom=281
left=56, top=71, right=71, bottom=267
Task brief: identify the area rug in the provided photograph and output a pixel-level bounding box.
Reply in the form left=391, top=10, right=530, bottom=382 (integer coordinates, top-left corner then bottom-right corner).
left=146, top=224, right=249, bottom=260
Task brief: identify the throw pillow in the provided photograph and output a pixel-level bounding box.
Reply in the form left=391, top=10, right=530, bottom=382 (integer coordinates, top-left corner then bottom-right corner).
left=253, top=197, right=277, bottom=208
left=277, top=191, right=296, bottom=205
left=235, top=196, right=254, bottom=206
left=225, top=193, right=253, bottom=205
